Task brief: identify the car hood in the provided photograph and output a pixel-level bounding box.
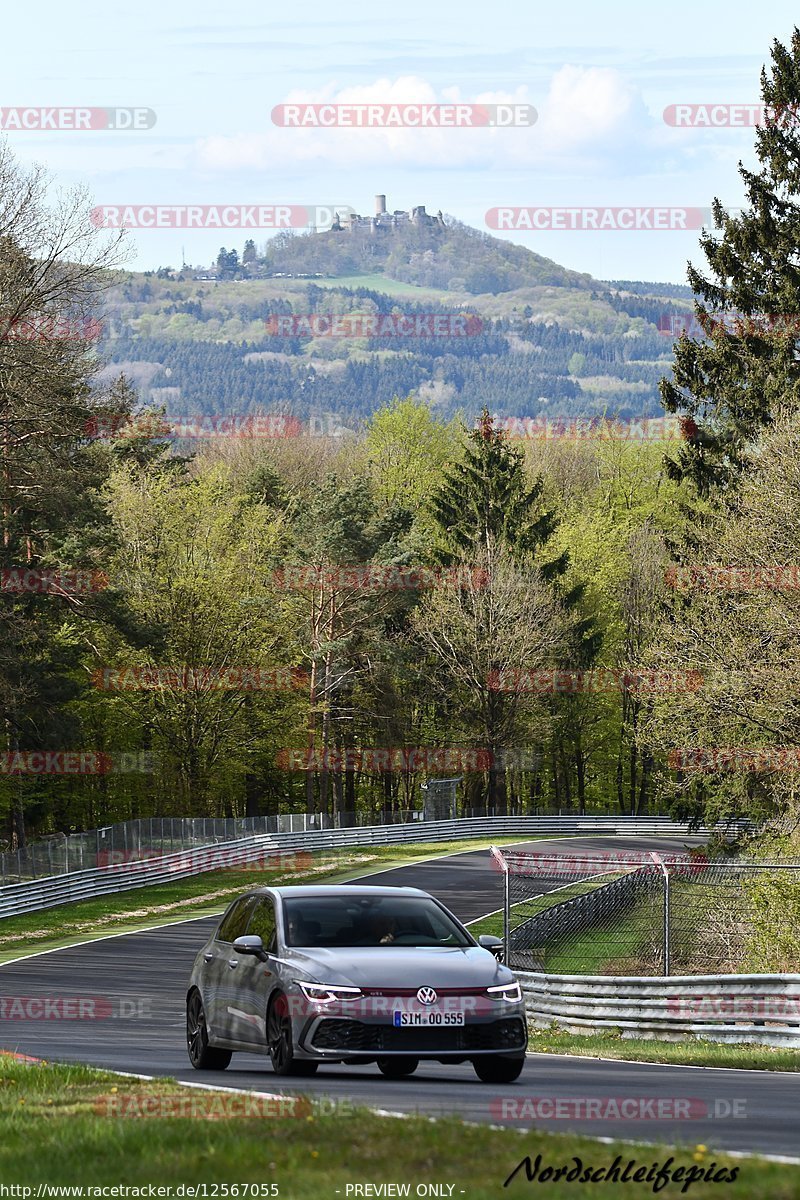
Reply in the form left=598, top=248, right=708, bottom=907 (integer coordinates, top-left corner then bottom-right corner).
left=284, top=944, right=514, bottom=989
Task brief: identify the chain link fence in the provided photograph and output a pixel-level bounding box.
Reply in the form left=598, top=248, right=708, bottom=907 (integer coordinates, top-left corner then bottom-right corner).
left=493, top=847, right=800, bottom=976
left=1, top=804, right=686, bottom=886
left=0, top=811, right=419, bottom=885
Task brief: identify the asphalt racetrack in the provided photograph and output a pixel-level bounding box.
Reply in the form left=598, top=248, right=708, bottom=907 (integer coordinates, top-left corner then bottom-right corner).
left=1, top=835, right=797, bottom=1160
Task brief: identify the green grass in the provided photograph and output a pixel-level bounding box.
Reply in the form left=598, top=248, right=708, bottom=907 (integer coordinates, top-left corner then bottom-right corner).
left=467, top=876, right=623, bottom=940
left=0, top=836, right=539, bottom=962
left=0, top=1058, right=797, bottom=1195
left=312, top=273, right=455, bottom=299
left=541, top=890, right=663, bottom=975
left=528, top=1027, right=800, bottom=1072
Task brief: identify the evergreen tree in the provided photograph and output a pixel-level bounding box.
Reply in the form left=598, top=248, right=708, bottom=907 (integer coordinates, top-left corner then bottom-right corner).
left=428, top=409, right=598, bottom=653
left=661, top=28, right=800, bottom=496
left=429, top=409, right=566, bottom=572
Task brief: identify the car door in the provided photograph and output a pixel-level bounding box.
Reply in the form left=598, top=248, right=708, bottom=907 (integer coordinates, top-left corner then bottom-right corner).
left=205, top=895, right=258, bottom=1040
left=233, top=895, right=280, bottom=1046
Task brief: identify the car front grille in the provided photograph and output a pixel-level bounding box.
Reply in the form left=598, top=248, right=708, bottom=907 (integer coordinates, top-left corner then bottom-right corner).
left=310, top=1017, right=526, bottom=1054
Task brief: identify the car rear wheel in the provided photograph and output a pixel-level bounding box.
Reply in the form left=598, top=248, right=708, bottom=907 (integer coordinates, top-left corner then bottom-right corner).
left=472, top=1054, right=525, bottom=1083
left=186, top=990, right=232, bottom=1071
left=377, top=1056, right=419, bottom=1079
left=267, top=993, right=318, bottom=1077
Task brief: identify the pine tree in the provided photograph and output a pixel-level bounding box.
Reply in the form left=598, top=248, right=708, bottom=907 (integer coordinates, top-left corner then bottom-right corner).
left=428, top=409, right=597, bottom=649
left=661, top=28, right=800, bottom=496
left=429, top=408, right=565, bottom=572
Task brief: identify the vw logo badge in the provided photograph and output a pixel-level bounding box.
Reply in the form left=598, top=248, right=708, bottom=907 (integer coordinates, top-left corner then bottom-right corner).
left=417, top=986, right=437, bottom=1005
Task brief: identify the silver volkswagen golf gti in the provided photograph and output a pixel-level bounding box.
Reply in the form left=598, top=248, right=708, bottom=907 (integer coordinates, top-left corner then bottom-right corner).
left=186, top=884, right=527, bottom=1082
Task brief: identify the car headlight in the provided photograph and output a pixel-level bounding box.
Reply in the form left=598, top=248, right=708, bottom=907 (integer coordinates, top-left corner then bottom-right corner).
left=486, top=981, right=522, bottom=1003
left=295, top=981, right=363, bottom=1004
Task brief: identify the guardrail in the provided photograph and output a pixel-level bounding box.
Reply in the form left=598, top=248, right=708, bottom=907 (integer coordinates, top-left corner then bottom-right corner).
left=0, top=815, right=716, bottom=919
left=519, top=970, right=800, bottom=1047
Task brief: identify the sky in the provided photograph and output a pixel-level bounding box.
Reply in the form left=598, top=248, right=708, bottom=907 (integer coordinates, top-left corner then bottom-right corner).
left=2, top=0, right=798, bottom=283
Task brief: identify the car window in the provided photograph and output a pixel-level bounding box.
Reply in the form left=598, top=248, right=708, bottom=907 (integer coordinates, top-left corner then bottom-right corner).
left=216, top=895, right=257, bottom=943
left=247, top=897, right=277, bottom=953
left=282, top=895, right=472, bottom=948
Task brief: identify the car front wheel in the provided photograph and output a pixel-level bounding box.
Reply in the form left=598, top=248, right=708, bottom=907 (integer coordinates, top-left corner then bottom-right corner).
left=186, top=990, right=232, bottom=1071
left=267, top=993, right=318, bottom=1077
left=472, top=1054, right=525, bottom=1083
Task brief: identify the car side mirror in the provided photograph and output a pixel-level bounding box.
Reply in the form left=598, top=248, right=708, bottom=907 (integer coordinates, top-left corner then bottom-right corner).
left=233, top=935, right=268, bottom=961
left=478, top=934, right=504, bottom=960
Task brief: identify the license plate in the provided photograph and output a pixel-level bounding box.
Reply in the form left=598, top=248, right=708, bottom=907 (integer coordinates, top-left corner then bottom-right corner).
left=392, top=1010, right=465, bottom=1026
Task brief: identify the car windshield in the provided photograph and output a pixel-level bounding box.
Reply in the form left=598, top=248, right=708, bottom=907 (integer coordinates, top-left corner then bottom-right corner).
left=282, top=895, right=473, bottom=948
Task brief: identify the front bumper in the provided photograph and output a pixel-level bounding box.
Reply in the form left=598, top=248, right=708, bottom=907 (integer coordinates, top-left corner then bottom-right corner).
left=300, top=1013, right=527, bottom=1057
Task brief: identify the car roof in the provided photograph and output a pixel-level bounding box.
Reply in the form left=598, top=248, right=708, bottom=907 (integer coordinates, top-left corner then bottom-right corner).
left=255, top=884, right=430, bottom=899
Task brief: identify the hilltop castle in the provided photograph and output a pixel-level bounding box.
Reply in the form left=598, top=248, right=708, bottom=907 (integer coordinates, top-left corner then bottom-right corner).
left=331, top=194, right=446, bottom=233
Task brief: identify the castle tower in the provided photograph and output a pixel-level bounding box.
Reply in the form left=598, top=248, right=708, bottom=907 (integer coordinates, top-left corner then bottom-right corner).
left=375, top=194, right=387, bottom=216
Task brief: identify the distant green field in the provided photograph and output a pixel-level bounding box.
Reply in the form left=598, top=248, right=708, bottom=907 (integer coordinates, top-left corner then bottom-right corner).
left=314, top=273, right=455, bottom=299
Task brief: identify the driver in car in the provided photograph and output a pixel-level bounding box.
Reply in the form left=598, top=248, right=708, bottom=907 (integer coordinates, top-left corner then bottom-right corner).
left=366, top=911, right=398, bottom=944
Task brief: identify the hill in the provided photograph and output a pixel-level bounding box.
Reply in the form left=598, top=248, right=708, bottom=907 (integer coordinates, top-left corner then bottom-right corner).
left=258, top=215, right=596, bottom=295
left=95, top=212, right=700, bottom=430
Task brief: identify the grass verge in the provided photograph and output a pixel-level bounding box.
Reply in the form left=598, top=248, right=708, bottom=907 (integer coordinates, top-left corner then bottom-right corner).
left=528, top=1026, right=800, bottom=1072
left=466, top=875, right=622, bottom=940
left=0, top=1057, right=797, bottom=1195
left=540, top=890, right=663, bottom=975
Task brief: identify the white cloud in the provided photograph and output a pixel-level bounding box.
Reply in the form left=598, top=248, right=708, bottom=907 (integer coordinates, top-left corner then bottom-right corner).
left=195, top=75, right=546, bottom=172
left=192, top=68, right=744, bottom=183
left=537, top=65, right=647, bottom=149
